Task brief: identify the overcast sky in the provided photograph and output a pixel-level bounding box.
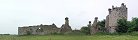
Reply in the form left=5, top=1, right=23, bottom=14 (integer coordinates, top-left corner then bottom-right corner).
left=0, top=0, right=137, bottom=34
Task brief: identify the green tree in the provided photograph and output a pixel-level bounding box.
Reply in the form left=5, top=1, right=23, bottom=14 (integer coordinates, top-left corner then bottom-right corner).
left=131, top=17, right=138, bottom=31
left=80, top=26, right=90, bottom=35
left=116, top=18, right=129, bottom=33
left=117, top=17, right=138, bottom=32
left=127, top=21, right=133, bottom=32
left=98, top=19, right=105, bottom=32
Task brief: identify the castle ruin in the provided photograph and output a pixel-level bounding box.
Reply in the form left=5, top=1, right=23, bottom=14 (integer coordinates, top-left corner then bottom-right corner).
left=88, top=3, right=127, bottom=34
left=18, top=3, right=128, bottom=35
left=105, top=3, right=127, bottom=33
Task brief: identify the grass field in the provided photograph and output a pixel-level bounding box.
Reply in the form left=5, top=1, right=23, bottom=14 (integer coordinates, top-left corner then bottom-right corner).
left=0, top=35, right=138, bottom=40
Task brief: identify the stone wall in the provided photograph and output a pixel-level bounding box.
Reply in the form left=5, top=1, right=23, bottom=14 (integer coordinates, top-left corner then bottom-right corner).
left=18, top=27, right=30, bottom=35
left=18, top=17, right=72, bottom=35
left=18, top=24, right=60, bottom=35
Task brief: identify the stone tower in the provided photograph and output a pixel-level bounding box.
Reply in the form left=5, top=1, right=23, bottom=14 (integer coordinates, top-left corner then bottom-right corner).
left=88, top=21, right=92, bottom=28
left=60, top=17, right=72, bottom=33
left=105, top=3, right=127, bottom=33
left=65, top=17, right=69, bottom=26
left=88, top=21, right=91, bottom=34
left=90, top=17, right=99, bottom=34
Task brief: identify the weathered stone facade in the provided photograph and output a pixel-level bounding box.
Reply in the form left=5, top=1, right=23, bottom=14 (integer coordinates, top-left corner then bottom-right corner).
left=105, top=3, right=127, bottom=33
left=90, top=17, right=99, bottom=34
left=18, top=17, right=72, bottom=35
left=18, top=24, right=60, bottom=35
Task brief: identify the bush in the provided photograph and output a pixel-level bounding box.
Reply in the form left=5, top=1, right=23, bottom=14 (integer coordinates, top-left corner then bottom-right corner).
left=80, top=26, right=90, bottom=35
left=50, top=32, right=64, bottom=35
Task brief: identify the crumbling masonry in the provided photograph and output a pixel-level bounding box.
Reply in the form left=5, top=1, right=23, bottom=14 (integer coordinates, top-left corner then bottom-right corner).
left=18, top=17, right=72, bottom=35
left=90, top=17, right=99, bottom=34
left=105, top=3, right=127, bottom=33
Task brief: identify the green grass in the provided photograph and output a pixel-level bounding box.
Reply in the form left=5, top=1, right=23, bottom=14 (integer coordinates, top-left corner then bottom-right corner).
left=0, top=35, right=138, bottom=40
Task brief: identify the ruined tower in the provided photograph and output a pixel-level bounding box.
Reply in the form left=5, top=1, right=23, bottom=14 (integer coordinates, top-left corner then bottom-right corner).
left=60, top=17, right=72, bottom=33
left=90, top=17, right=99, bottom=34
left=105, top=3, right=127, bottom=33
left=65, top=17, right=69, bottom=26
left=88, top=21, right=92, bottom=28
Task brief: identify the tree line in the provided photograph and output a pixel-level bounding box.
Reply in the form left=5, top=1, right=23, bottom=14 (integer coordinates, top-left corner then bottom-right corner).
left=117, top=17, right=138, bottom=33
